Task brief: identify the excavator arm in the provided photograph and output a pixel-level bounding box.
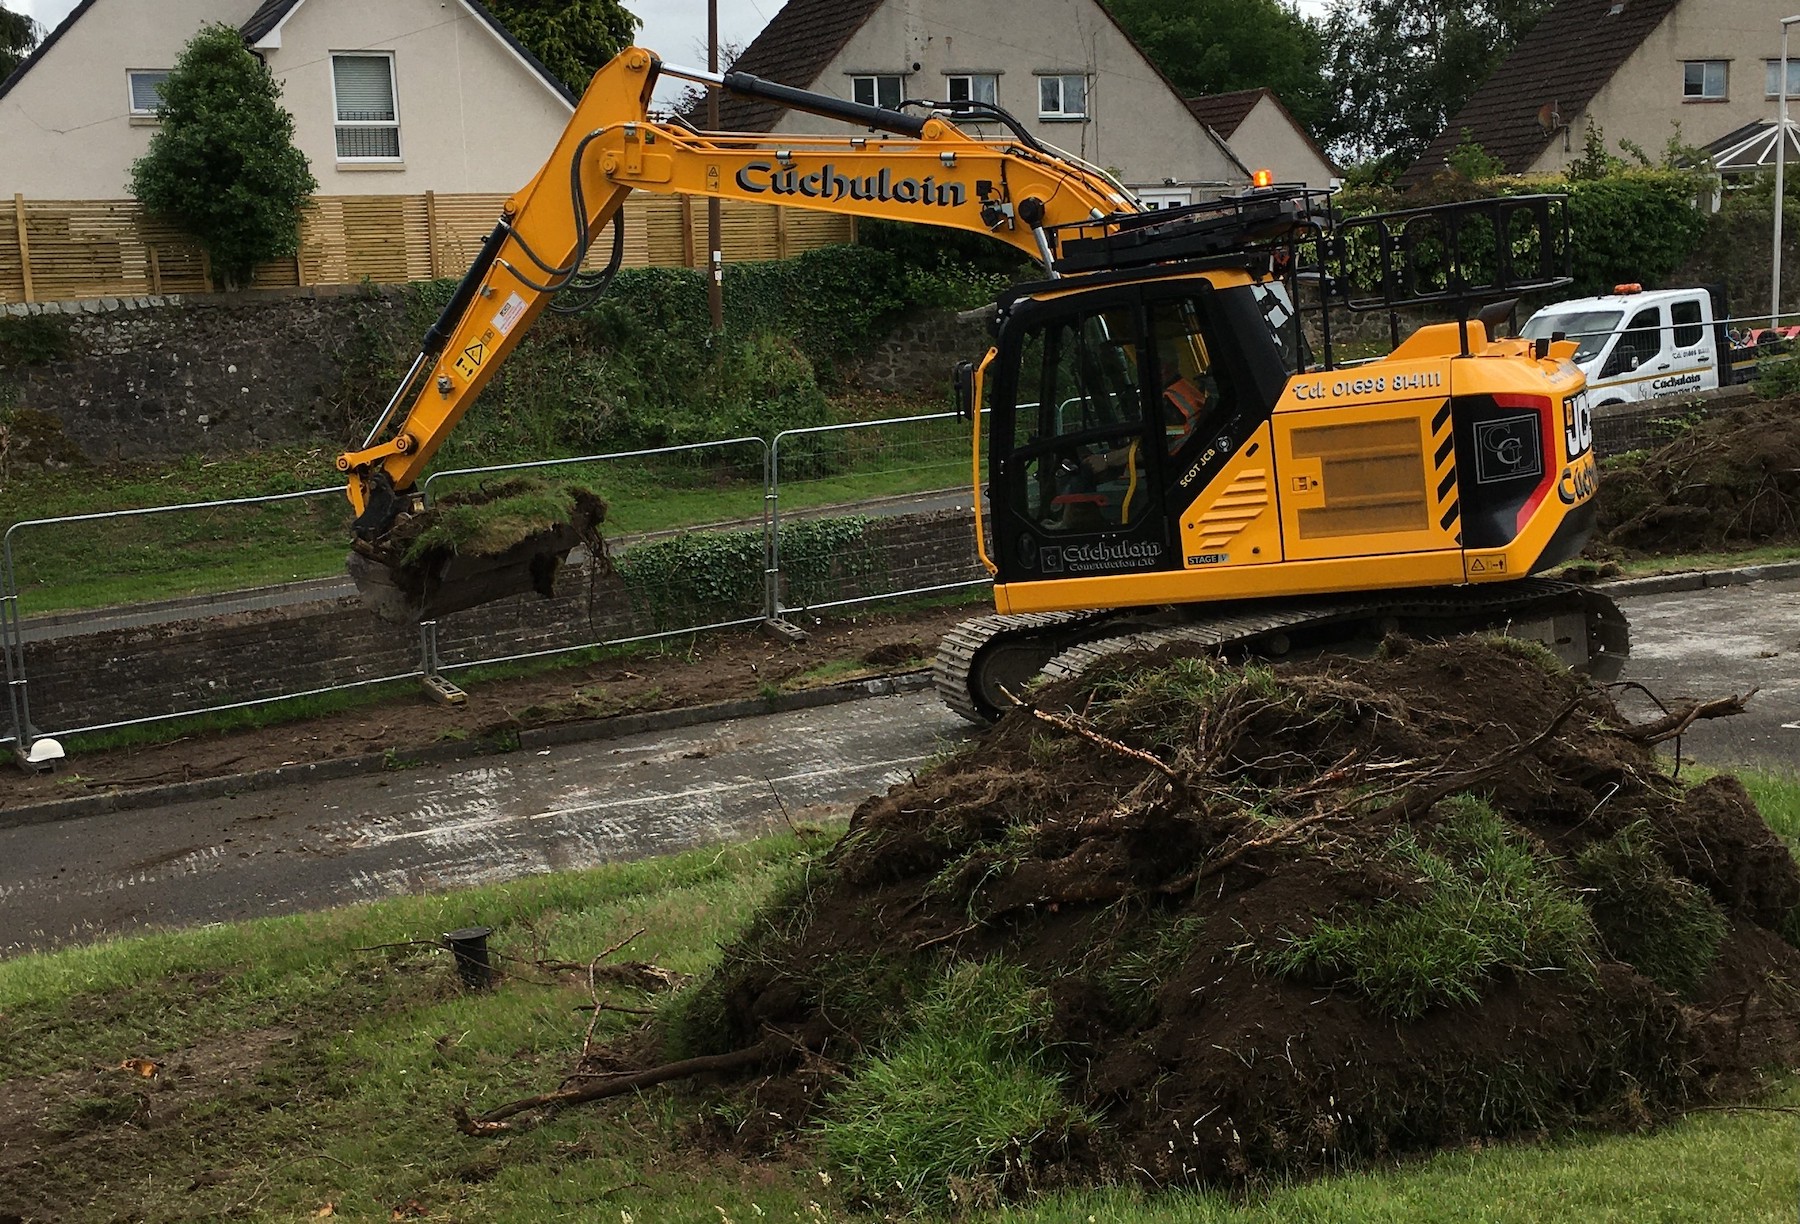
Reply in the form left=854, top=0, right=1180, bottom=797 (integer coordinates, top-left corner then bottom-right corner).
left=337, top=46, right=1134, bottom=538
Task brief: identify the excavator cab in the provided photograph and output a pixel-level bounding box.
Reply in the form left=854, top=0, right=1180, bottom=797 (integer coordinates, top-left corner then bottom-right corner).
left=986, top=273, right=1292, bottom=583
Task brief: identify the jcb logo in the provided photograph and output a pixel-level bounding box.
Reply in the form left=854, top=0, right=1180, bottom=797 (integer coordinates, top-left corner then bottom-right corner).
left=1563, top=390, right=1593, bottom=460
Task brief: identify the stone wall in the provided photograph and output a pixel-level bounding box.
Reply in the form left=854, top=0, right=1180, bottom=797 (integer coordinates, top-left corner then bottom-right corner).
left=16, top=508, right=986, bottom=736
left=0, top=287, right=406, bottom=464
left=843, top=308, right=990, bottom=399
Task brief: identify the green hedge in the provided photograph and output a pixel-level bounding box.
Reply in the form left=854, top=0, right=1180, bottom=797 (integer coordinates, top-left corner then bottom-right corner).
left=1338, top=169, right=1710, bottom=297
left=402, top=242, right=1006, bottom=466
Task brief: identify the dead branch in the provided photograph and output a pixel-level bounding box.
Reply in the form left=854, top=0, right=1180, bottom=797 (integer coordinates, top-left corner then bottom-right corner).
left=1030, top=706, right=1181, bottom=782
left=575, top=1001, right=656, bottom=1016
left=765, top=775, right=802, bottom=836
left=1371, top=693, right=1586, bottom=823
left=1620, top=689, right=1756, bottom=745
left=1159, top=792, right=1363, bottom=895
left=454, top=1035, right=804, bottom=1134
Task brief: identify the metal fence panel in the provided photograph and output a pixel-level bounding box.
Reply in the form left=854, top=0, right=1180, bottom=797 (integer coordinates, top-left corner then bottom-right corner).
left=2, top=413, right=990, bottom=756
left=770, top=412, right=984, bottom=615
left=1, top=487, right=421, bottom=746
left=420, top=439, right=774, bottom=676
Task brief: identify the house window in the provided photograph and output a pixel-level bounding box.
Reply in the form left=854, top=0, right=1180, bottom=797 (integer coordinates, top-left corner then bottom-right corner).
left=332, top=53, right=401, bottom=160
left=1038, top=73, right=1088, bottom=120
left=946, top=73, right=998, bottom=107
left=1682, top=60, right=1727, bottom=100
left=128, top=70, right=170, bottom=116
left=850, top=75, right=904, bottom=109
left=1767, top=58, right=1800, bottom=97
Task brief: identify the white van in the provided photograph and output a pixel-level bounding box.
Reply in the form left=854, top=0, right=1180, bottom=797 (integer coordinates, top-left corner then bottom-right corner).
left=1521, top=285, right=1731, bottom=406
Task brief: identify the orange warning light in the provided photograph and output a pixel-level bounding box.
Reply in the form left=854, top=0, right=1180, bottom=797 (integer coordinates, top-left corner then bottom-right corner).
left=1612, top=283, right=1642, bottom=294
left=1252, top=168, right=1274, bottom=188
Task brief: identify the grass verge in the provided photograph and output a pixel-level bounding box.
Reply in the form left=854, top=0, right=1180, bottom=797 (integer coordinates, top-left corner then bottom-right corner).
left=5, top=773, right=1800, bottom=1221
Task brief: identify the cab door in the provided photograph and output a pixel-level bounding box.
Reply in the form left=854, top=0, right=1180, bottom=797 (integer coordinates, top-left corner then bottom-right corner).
left=987, top=290, right=1172, bottom=584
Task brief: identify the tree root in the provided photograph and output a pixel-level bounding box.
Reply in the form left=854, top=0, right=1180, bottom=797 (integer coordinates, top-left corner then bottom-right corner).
left=454, top=1034, right=808, bottom=1135
left=1620, top=689, right=1756, bottom=745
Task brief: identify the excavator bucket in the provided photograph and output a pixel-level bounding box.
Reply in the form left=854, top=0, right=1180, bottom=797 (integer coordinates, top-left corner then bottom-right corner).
left=347, top=482, right=607, bottom=624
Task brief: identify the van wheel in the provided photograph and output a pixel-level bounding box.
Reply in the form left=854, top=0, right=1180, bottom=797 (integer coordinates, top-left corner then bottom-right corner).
left=1597, top=399, right=1624, bottom=408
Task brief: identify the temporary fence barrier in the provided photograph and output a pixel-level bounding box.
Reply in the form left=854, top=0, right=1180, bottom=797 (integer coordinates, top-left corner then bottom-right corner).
left=0, top=416, right=983, bottom=760
left=769, top=411, right=987, bottom=618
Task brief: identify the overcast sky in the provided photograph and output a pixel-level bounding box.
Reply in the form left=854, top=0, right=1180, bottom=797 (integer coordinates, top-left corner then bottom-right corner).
left=17, top=0, right=1331, bottom=91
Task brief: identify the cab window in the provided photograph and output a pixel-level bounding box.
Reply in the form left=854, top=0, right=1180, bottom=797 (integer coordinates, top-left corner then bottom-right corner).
left=1146, top=297, right=1227, bottom=460
left=1007, top=307, right=1151, bottom=534
left=1671, top=299, right=1705, bottom=348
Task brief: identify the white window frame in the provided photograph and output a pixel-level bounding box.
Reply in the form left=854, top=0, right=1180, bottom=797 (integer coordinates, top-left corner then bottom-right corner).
left=331, top=51, right=402, bottom=164
left=1037, top=73, right=1089, bottom=120
left=945, top=72, right=999, bottom=107
left=127, top=70, right=171, bottom=118
left=1682, top=59, right=1727, bottom=100
left=1136, top=189, right=1190, bottom=211
left=1767, top=58, right=1800, bottom=98
left=849, top=74, right=904, bottom=109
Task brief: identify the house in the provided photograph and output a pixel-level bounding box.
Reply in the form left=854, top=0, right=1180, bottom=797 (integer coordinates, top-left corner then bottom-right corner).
left=702, top=0, right=1253, bottom=208
left=1185, top=88, right=1337, bottom=189
left=0, top=0, right=576, bottom=198
left=1405, top=0, right=1785, bottom=185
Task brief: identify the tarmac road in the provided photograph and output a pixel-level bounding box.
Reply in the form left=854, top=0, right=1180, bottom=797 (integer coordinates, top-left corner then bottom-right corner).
left=2, top=576, right=1797, bottom=956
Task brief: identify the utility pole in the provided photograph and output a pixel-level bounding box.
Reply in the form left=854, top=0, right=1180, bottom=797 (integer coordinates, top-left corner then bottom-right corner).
left=707, top=0, right=724, bottom=332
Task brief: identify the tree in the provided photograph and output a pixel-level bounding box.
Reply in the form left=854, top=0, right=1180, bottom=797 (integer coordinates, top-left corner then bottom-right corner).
left=0, top=2, right=41, bottom=80
left=481, top=0, right=640, bottom=96
left=1105, top=0, right=1329, bottom=133
left=129, top=25, right=316, bottom=290
left=1318, top=0, right=1554, bottom=166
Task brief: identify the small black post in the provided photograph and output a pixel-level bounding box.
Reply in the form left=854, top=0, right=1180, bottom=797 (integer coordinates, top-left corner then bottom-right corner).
left=444, top=926, right=495, bottom=989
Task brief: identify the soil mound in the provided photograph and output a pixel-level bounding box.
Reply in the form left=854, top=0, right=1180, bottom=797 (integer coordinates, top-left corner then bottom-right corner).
left=1597, top=399, right=1800, bottom=554
left=643, top=639, right=1800, bottom=1203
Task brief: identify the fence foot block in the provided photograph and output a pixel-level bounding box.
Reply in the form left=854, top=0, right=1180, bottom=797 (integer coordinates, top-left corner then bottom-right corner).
left=422, top=674, right=468, bottom=707
left=762, top=617, right=810, bottom=644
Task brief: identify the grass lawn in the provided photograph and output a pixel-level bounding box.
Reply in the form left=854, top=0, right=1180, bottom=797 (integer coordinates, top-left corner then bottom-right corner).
left=5, top=770, right=1800, bottom=1223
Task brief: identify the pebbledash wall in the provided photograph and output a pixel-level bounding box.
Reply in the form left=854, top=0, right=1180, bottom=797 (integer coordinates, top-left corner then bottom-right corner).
left=17, top=508, right=986, bottom=736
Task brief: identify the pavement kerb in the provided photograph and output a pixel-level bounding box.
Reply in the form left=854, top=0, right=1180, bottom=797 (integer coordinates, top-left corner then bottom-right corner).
left=1594, top=559, right=1800, bottom=597
left=7, top=557, right=1797, bottom=831
left=0, top=670, right=937, bottom=832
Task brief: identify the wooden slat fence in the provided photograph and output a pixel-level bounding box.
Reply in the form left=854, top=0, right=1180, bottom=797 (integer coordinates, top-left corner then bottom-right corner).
left=0, top=192, right=854, bottom=304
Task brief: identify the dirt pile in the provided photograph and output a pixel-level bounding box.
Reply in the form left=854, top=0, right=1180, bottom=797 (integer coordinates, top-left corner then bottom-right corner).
left=608, top=638, right=1800, bottom=1205
left=1596, top=399, right=1800, bottom=555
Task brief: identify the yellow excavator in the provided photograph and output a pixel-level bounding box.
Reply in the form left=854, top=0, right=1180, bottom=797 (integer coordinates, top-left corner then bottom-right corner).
left=338, top=47, right=1625, bottom=722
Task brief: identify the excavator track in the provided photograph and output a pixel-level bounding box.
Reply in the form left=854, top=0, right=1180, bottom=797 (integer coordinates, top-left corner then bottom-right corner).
left=933, top=580, right=1628, bottom=723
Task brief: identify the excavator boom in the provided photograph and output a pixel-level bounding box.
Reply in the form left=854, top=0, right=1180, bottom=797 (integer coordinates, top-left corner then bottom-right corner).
left=338, top=47, right=1131, bottom=529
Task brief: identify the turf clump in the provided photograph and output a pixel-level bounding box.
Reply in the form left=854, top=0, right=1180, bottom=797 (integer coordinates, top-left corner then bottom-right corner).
left=818, top=961, right=1092, bottom=1211
left=395, top=477, right=606, bottom=565
left=512, top=640, right=1800, bottom=1210
left=349, top=476, right=609, bottom=621
left=1266, top=796, right=1596, bottom=1019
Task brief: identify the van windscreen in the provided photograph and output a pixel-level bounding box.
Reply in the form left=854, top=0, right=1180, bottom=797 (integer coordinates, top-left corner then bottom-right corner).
left=1521, top=310, right=1623, bottom=364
